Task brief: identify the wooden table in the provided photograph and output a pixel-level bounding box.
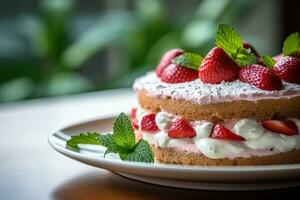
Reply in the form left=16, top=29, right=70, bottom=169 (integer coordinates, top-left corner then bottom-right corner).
left=0, top=89, right=298, bottom=199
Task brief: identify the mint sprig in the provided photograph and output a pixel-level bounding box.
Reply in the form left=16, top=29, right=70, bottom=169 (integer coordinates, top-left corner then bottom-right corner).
left=113, top=112, right=135, bottom=150
left=66, top=113, right=154, bottom=163
left=66, top=132, right=101, bottom=151
left=234, top=49, right=257, bottom=66
left=282, top=32, right=300, bottom=56
left=262, top=55, right=276, bottom=68
left=215, top=24, right=256, bottom=66
left=172, top=52, right=203, bottom=70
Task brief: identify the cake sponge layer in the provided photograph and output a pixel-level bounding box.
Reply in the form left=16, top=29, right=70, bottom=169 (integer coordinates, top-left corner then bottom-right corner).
left=153, top=147, right=300, bottom=166
left=137, top=90, right=300, bottom=122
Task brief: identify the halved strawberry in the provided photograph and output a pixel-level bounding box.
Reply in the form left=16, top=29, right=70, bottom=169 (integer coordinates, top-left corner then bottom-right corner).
left=168, top=118, right=196, bottom=138
left=160, top=64, right=198, bottom=83
left=239, top=64, right=282, bottom=91
left=210, top=124, right=245, bottom=141
left=141, top=114, right=159, bottom=132
left=273, top=56, right=300, bottom=84
left=199, top=47, right=239, bottom=84
left=261, top=120, right=298, bottom=136
left=130, top=108, right=139, bottom=129
left=156, top=48, right=184, bottom=77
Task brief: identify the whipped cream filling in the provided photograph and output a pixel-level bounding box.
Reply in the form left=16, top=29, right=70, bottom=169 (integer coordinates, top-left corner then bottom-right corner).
left=133, top=72, right=300, bottom=105
left=136, top=109, right=300, bottom=159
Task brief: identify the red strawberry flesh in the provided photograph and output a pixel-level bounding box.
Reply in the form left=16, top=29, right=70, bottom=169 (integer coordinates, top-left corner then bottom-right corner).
left=199, top=47, right=239, bottom=84
left=160, top=64, right=198, bottom=83
left=273, top=56, right=300, bottom=84
left=239, top=64, right=282, bottom=90
left=130, top=108, right=139, bottom=130
left=168, top=118, right=196, bottom=138
left=210, top=124, right=245, bottom=141
left=156, top=48, right=184, bottom=77
left=262, top=120, right=298, bottom=136
left=141, top=114, right=159, bottom=133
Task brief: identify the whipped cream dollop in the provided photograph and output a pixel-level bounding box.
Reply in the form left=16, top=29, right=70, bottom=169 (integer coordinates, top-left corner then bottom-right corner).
left=133, top=72, right=300, bottom=105
left=137, top=109, right=300, bottom=159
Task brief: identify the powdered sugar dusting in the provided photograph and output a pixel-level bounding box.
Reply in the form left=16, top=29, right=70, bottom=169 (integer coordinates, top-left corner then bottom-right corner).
left=133, top=71, right=300, bottom=105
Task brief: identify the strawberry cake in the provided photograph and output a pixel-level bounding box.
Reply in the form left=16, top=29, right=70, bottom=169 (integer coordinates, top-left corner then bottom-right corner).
left=131, top=24, right=300, bottom=166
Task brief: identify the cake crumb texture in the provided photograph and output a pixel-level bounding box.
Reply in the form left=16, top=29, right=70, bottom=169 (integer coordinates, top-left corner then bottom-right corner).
left=153, top=147, right=300, bottom=166
left=138, top=90, right=300, bottom=122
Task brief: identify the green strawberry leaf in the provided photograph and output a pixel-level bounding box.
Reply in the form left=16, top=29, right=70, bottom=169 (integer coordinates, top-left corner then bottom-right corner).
left=282, top=32, right=300, bottom=56
left=66, top=132, right=101, bottom=151
left=216, top=24, right=243, bottom=57
left=113, top=112, right=135, bottom=149
left=172, top=53, right=203, bottom=70
left=262, top=55, right=276, bottom=68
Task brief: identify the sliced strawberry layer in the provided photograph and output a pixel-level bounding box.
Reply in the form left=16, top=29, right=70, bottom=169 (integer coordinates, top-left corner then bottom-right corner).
left=130, top=108, right=137, bottom=119
left=141, top=114, right=159, bottom=133
left=261, top=120, right=299, bottom=136
left=168, top=118, right=196, bottom=138
left=130, top=108, right=139, bottom=130
left=210, top=124, right=245, bottom=141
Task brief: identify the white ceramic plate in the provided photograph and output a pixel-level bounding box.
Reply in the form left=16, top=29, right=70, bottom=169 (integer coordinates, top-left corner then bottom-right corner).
left=48, top=117, right=300, bottom=191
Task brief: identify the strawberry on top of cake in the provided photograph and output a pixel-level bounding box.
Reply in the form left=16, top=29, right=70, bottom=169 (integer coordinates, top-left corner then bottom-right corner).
left=131, top=24, right=300, bottom=165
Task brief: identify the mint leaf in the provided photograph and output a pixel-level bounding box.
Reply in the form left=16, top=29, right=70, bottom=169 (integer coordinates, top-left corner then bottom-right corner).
left=125, top=139, right=154, bottom=163
left=262, top=55, right=276, bottom=68
left=98, top=134, right=114, bottom=147
left=216, top=24, right=243, bottom=56
left=235, top=49, right=257, bottom=66
left=104, top=144, right=132, bottom=158
left=282, top=32, right=300, bottom=56
left=65, top=113, right=154, bottom=163
left=98, top=134, right=119, bottom=156
left=215, top=24, right=257, bottom=66
left=66, top=132, right=101, bottom=151
left=113, top=112, right=135, bottom=149
left=172, top=53, right=203, bottom=70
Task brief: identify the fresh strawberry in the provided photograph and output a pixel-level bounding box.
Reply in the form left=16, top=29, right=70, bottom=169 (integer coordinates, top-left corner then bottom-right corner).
left=168, top=118, right=196, bottom=138
left=160, top=63, right=198, bottom=83
left=156, top=48, right=184, bottom=77
left=141, top=114, right=159, bottom=132
left=210, top=124, right=245, bottom=141
left=243, top=42, right=260, bottom=57
left=239, top=64, right=282, bottom=90
left=262, top=120, right=298, bottom=136
left=199, top=47, right=239, bottom=84
left=130, top=108, right=139, bottom=129
left=273, top=56, right=300, bottom=84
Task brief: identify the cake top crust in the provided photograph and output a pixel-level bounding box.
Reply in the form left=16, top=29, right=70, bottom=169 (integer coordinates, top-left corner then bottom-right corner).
left=133, top=71, right=300, bottom=105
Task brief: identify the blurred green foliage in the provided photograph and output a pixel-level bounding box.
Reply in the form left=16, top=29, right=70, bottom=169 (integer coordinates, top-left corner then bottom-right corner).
left=0, top=0, right=260, bottom=102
